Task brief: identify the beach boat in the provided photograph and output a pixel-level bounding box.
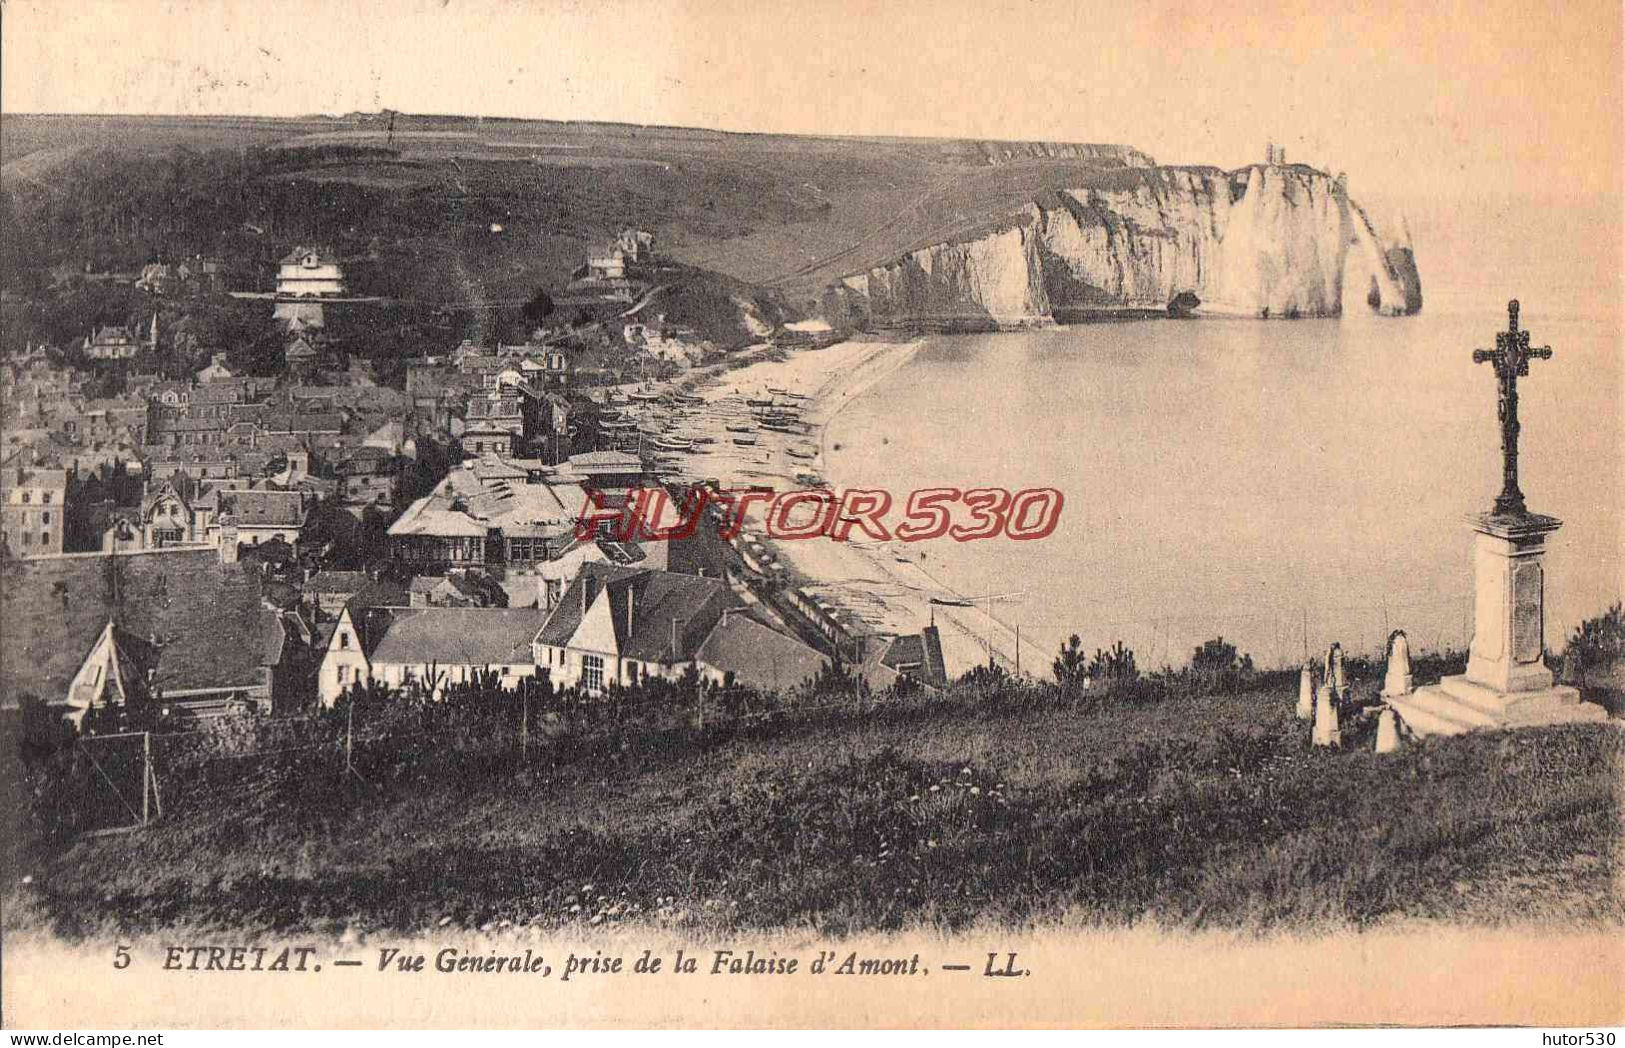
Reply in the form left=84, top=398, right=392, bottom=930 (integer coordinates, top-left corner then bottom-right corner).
left=767, top=387, right=789, bottom=396
left=732, top=437, right=758, bottom=447
left=786, top=446, right=816, bottom=460
left=608, top=390, right=630, bottom=404
left=725, top=423, right=755, bottom=433
left=784, top=391, right=809, bottom=400
left=654, top=437, right=693, bottom=451
left=761, top=422, right=801, bottom=434
left=630, top=387, right=664, bottom=402
left=690, top=435, right=718, bottom=445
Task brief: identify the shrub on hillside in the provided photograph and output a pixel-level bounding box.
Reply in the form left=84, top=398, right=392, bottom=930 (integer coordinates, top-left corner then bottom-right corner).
left=1565, top=603, right=1624, bottom=676
left=1185, top=636, right=1257, bottom=692
left=1089, top=641, right=1139, bottom=685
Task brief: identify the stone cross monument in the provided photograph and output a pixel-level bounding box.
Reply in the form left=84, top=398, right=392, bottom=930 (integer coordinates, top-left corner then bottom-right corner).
left=1387, top=301, right=1605, bottom=736
left=1472, top=299, right=1551, bottom=519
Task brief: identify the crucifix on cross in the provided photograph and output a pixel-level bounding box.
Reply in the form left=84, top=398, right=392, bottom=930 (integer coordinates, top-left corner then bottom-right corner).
left=1472, top=299, right=1553, bottom=518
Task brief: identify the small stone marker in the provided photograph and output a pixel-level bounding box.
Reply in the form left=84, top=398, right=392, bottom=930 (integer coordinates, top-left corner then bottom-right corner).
left=1313, top=682, right=1340, bottom=747
left=1296, top=664, right=1315, bottom=720
left=1382, top=630, right=1413, bottom=697
left=1375, top=707, right=1402, bottom=753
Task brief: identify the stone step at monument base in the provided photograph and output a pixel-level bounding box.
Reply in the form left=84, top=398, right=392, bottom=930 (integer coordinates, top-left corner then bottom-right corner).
left=1387, top=674, right=1611, bottom=738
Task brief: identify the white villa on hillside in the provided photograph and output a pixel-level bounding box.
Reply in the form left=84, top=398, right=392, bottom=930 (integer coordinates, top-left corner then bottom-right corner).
left=276, top=246, right=345, bottom=298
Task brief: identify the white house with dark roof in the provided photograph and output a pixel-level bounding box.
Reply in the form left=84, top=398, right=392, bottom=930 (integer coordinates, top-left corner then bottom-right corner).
left=276, top=246, right=345, bottom=298
left=317, top=604, right=545, bottom=705
left=84, top=325, right=141, bottom=361
left=222, top=489, right=310, bottom=548
left=531, top=562, right=824, bottom=694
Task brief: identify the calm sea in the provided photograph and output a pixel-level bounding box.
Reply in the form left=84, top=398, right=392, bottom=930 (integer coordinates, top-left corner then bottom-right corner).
left=824, top=201, right=1622, bottom=670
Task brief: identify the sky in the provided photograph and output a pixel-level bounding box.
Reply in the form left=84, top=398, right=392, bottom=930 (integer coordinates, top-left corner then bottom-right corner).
left=2, top=0, right=1621, bottom=205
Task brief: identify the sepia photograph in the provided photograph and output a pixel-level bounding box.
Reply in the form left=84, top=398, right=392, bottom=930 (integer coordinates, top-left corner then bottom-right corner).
left=0, top=0, right=1620, bottom=1032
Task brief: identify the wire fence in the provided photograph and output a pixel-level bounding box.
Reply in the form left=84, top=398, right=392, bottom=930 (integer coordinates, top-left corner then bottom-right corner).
left=22, top=584, right=1525, bottom=838
left=36, top=640, right=1434, bottom=840
left=934, top=594, right=1477, bottom=679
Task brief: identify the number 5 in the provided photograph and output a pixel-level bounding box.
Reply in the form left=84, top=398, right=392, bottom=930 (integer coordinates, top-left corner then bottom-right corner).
left=114, top=944, right=131, bottom=969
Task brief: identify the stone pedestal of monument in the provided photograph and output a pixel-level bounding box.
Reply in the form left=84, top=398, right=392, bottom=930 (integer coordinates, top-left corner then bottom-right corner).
left=1389, top=511, right=1607, bottom=737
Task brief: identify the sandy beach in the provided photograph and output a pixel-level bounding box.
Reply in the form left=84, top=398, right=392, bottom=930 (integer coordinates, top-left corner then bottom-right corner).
left=659, top=338, right=1026, bottom=680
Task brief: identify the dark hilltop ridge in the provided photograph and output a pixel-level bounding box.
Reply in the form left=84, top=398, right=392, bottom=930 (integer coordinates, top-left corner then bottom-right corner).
left=2, top=112, right=1416, bottom=340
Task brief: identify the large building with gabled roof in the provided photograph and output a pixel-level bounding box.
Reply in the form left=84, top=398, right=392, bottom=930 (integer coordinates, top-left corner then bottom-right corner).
left=532, top=562, right=824, bottom=694
left=316, top=604, right=545, bottom=705
left=2, top=546, right=307, bottom=721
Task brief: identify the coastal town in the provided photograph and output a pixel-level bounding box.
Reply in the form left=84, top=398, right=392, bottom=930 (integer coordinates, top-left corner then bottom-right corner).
left=1, top=225, right=974, bottom=729
left=5, top=0, right=1625, bottom=1033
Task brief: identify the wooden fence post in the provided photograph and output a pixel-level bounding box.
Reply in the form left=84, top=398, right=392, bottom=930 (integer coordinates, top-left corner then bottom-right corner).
left=141, top=731, right=151, bottom=827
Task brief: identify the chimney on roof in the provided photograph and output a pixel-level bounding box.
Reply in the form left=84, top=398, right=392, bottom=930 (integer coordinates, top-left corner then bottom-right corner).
left=626, top=584, right=636, bottom=637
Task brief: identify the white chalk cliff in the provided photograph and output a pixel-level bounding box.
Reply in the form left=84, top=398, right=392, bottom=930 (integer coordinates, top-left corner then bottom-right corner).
left=828, top=165, right=1422, bottom=326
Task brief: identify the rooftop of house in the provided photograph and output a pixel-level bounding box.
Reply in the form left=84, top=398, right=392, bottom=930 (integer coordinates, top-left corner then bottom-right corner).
left=0, top=548, right=284, bottom=706
left=262, top=412, right=344, bottom=435
left=407, top=572, right=486, bottom=599
left=188, top=385, right=246, bottom=407
left=222, top=489, right=308, bottom=528
left=386, top=494, right=491, bottom=539
left=346, top=577, right=410, bottom=613
left=466, top=395, right=522, bottom=419
left=352, top=606, right=545, bottom=666
left=304, top=569, right=371, bottom=594
left=562, top=450, right=643, bottom=473
left=2, top=465, right=69, bottom=492
left=535, top=562, right=737, bottom=663
left=877, top=626, right=949, bottom=689
left=279, top=246, right=342, bottom=266
left=694, top=610, right=827, bottom=693
left=157, top=416, right=234, bottom=433
left=465, top=455, right=533, bottom=484
left=362, top=419, right=409, bottom=451
left=78, top=397, right=147, bottom=416
left=405, top=367, right=479, bottom=400
left=335, top=445, right=399, bottom=473
left=452, top=467, right=580, bottom=533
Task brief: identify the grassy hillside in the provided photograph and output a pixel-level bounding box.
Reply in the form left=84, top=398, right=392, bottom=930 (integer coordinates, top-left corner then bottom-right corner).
left=7, top=674, right=1619, bottom=940
left=1, top=113, right=1154, bottom=315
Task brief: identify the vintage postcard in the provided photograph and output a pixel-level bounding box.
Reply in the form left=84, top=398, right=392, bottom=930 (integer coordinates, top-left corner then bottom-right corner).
left=1, top=0, right=1620, bottom=1031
